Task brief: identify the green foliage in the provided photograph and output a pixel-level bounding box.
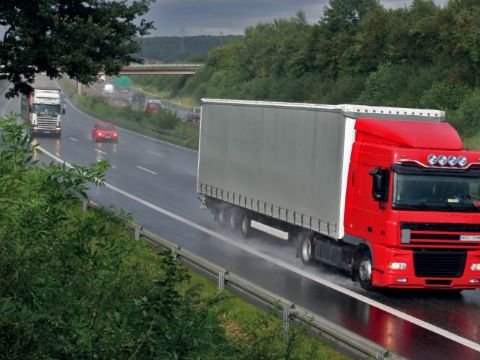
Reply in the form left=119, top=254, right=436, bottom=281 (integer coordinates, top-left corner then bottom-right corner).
left=0, top=0, right=153, bottom=97
left=420, top=81, right=471, bottom=110
left=456, top=89, right=480, bottom=137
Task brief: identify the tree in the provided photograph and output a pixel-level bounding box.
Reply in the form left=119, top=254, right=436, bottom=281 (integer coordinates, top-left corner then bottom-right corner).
left=0, top=0, right=154, bottom=97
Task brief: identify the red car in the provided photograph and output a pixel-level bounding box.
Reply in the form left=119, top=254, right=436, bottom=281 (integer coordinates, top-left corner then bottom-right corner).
left=91, top=121, right=118, bottom=142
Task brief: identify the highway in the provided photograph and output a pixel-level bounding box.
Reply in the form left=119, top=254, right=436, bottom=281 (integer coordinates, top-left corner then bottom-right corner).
left=2, top=89, right=480, bottom=359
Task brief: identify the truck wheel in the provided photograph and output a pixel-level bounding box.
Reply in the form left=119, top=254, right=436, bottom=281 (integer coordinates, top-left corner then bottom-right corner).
left=300, top=235, right=314, bottom=264
left=357, top=251, right=374, bottom=291
left=229, top=209, right=239, bottom=230
left=218, top=207, right=228, bottom=227
left=240, top=213, right=251, bottom=238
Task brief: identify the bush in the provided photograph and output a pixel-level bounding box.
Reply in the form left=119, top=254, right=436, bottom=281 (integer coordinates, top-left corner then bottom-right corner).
left=420, top=81, right=471, bottom=110
left=456, top=89, right=480, bottom=137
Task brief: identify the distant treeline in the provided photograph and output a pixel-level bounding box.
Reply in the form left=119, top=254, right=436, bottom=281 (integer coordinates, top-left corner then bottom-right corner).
left=133, top=0, right=480, bottom=138
left=136, top=35, right=242, bottom=63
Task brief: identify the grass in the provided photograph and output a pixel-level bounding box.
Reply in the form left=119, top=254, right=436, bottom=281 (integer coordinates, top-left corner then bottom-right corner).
left=182, top=268, right=351, bottom=360
left=58, top=78, right=199, bottom=149
left=463, top=134, right=480, bottom=150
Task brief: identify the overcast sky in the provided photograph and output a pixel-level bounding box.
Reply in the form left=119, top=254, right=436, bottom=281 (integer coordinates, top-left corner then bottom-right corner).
left=145, top=0, right=448, bottom=37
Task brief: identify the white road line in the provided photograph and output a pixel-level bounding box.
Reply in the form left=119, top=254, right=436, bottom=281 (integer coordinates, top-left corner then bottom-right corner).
left=69, top=137, right=78, bottom=142
left=94, top=148, right=107, bottom=155
left=147, top=150, right=164, bottom=157
left=37, top=145, right=480, bottom=354
left=136, top=165, right=157, bottom=175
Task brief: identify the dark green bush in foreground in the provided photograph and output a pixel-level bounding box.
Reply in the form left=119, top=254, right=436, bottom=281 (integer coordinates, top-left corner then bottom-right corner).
left=0, top=118, right=232, bottom=358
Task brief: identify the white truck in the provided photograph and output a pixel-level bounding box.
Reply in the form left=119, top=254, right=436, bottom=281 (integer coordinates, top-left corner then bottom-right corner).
left=20, top=86, right=64, bottom=137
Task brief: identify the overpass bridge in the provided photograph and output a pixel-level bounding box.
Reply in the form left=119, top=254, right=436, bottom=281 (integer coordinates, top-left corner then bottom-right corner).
left=113, top=63, right=204, bottom=75
left=77, top=63, right=204, bottom=93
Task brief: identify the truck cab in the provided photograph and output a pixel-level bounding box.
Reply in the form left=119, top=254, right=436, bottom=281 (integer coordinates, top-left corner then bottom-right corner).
left=345, top=119, right=480, bottom=289
left=21, top=87, right=63, bottom=137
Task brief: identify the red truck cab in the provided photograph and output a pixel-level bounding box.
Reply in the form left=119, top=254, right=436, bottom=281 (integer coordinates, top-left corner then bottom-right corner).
left=345, top=119, right=480, bottom=290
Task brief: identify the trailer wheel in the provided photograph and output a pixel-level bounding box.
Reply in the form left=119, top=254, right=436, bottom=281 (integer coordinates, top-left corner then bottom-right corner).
left=229, top=209, right=239, bottom=230
left=300, top=235, right=314, bottom=264
left=357, top=250, right=374, bottom=291
left=218, top=207, right=228, bottom=227
left=240, top=213, right=251, bottom=238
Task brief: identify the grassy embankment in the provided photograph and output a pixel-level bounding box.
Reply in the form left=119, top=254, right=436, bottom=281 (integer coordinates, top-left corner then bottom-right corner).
left=59, top=79, right=199, bottom=150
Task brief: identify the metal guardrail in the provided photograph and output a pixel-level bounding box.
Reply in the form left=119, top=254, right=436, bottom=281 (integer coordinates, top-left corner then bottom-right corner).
left=85, top=200, right=397, bottom=359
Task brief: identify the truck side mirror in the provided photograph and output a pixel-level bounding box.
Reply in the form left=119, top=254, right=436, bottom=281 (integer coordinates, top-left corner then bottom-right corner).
left=62, top=108, right=66, bottom=114
left=370, top=167, right=389, bottom=202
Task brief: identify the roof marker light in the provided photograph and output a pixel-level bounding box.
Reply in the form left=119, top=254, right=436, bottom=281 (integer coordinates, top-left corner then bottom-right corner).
left=448, top=155, right=458, bottom=167
left=427, top=154, right=438, bottom=165
left=458, top=156, right=468, bottom=167
left=438, top=154, right=448, bottom=166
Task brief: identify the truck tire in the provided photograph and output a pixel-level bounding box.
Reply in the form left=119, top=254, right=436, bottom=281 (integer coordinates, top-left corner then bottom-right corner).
left=240, top=213, right=251, bottom=238
left=218, top=207, right=229, bottom=227
left=357, top=250, right=374, bottom=291
left=300, top=234, right=314, bottom=264
left=229, top=208, right=239, bottom=230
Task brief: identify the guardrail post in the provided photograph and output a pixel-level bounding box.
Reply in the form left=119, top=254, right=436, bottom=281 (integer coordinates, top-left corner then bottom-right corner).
left=283, top=302, right=293, bottom=342
left=134, top=226, right=141, bottom=241
left=218, top=271, right=227, bottom=292
left=171, top=245, right=181, bottom=261
left=83, top=200, right=88, bottom=213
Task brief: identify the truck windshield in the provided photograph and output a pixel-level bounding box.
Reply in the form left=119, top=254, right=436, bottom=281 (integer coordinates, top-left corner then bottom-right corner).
left=393, top=172, right=480, bottom=212
left=34, top=104, right=60, bottom=116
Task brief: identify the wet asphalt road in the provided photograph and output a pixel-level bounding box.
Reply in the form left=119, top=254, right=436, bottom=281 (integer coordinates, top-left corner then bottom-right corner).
left=2, top=88, right=480, bottom=359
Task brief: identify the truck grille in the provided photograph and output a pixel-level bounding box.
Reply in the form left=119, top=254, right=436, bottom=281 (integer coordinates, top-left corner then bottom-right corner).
left=36, top=116, right=58, bottom=130
left=401, top=222, right=480, bottom=248
left=413, top=249, right=466, bottom=277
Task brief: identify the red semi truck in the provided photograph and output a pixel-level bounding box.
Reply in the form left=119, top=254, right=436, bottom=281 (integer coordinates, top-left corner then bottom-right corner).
left=197, top=99, right=480, bottom=291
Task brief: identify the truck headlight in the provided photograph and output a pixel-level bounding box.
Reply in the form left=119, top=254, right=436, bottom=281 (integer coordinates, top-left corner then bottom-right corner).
left=471, top=264, right=480, bottom=271
left=388, top=262, right=407, bottom=270
left=447, top=155, right=457, bottom=167
left=438, top=154, right=448, bottom=166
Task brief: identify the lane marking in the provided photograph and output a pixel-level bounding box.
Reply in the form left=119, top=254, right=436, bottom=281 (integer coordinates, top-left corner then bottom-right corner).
left=147, top=150, right=164, bottom=157
left=136, top=165, right=157, bottom=175
left=94, top=148, right=107, bottom=155
left=37, top=145, right=480, bottom=354
left=69, top=137, right=78, bottom=142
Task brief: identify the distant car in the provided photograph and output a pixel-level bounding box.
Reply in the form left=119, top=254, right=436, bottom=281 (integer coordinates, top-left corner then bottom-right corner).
left=130, top=92, right=146, bottom=109
left=91, top=121, right=118, bottom=142
left=146, top=99, right=162, bottom=113
left=187, top=107, right=200, bottom=123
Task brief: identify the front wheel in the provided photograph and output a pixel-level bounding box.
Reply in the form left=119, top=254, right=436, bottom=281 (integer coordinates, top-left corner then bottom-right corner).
left=357, top=250, right=374, bottom=291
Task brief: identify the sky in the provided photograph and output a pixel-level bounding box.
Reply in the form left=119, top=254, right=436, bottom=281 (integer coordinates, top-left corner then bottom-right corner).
left=145, top=0, right=449, bottom=37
